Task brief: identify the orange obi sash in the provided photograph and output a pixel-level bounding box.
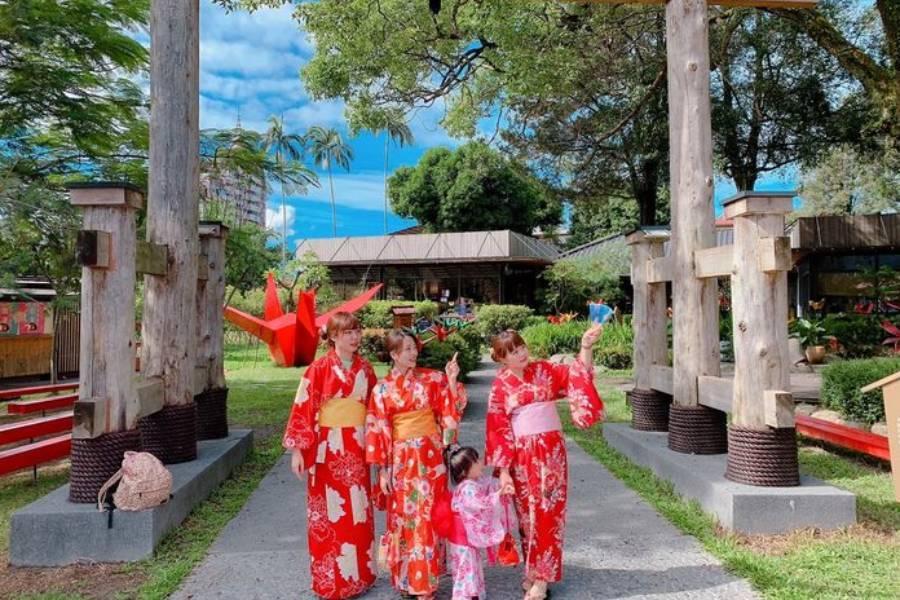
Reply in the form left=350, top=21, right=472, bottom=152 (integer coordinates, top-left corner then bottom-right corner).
left=392, top=408, right=438, bottom=441
left=318, top=397, right=366, bottom=428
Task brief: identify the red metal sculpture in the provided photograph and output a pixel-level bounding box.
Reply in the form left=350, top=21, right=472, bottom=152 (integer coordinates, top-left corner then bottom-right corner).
left=224, top=273, right=382, bottom=367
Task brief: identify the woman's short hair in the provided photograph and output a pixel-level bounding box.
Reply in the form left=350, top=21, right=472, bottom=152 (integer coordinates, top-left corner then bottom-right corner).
left=490, top=329, right=526, bottom=363
left=384, top=329, right=417, bottom=357
left=322, top=312, right=361, bottom=348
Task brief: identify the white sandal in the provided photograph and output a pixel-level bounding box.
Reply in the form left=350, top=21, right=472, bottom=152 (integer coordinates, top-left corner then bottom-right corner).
left=524, top=580, right=548, bottom=600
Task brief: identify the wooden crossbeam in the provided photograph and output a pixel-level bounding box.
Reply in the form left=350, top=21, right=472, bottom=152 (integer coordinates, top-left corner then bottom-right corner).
left=694, top=246, right=733, bottom=279
left=136, top=241, right=168, bottom=276
left=647, top=256, right=673, bottom=284
left=649, top=365, right=674, bottom=395
left=698, top=375, right=734, bottom=413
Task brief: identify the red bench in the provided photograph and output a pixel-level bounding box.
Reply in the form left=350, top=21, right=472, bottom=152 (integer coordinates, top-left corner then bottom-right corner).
left=0, top=412, right=74, bottom=445
left=795, top=414, right=890, bottom=462
left=0, top=382, right=78, bottom=401
left=7, top=393, right=78, bottom=414
left=0, top=434, right=72, bottom=476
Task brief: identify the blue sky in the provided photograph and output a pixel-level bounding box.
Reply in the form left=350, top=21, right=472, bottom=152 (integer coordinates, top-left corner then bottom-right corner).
left=195, top=1, right=798, bottom=247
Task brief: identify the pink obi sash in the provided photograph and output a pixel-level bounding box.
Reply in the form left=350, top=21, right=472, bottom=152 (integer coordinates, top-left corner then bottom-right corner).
left=510, top=401, right=562, bottom=438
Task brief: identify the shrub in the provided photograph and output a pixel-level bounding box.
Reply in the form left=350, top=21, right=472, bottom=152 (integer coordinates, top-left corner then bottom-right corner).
left=521, top=320, right=587, bottom=358
left=360, top=328, right=388, bottom=363
left=357, top=300, right=440, bottom=329
left=475, top=304, right=533, bottom=339
left=520, top=319, right=634, bottom=369
left=822, top=314, right=900, bottom=358
left=820, top=357, right=900, bottom=424
left=418, top=333, right=479, bottom=380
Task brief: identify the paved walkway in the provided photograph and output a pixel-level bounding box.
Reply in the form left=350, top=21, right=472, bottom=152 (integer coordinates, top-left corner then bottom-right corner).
left=173, top=362, right=757, bottom=599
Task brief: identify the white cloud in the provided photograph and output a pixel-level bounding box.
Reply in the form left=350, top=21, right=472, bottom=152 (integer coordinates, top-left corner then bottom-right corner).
left=299, top=171, right=388, bottom=212
left=266, top=203, right=296, bottom=238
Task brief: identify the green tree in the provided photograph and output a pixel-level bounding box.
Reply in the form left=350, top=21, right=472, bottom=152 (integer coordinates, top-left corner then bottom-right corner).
left=274, top=251, right=338, bottom=312
left=0, top=0, right=149, bottom=155
left=711, top=10, right=864, bottom=191
left=770, top=0, right=898, bottom=138
left=0, top=176, right=80, bottom=381
left=388, top=141, right=560, bottom=234
left=797, top=144, right=900, bottom=216
left=305, top=126, right=353, bottom=237
left=264, top=115, right=306, bottom=264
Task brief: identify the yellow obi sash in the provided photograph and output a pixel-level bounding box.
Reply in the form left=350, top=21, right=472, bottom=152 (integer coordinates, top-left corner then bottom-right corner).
left=392, top=408, right=438, bottom=441
left=318, top=397, right=366, bottom=428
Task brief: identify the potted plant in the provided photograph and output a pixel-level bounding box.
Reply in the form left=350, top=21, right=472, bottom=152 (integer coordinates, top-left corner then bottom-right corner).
left=790, top=318, right=828, bottom=364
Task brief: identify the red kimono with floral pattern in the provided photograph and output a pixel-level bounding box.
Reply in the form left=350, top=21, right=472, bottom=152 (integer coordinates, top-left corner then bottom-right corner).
left=283, top=351, right=378, bottom=599
left=365, top=368, right=467, bottom=596
left=485, top=359, right=603, bottom=584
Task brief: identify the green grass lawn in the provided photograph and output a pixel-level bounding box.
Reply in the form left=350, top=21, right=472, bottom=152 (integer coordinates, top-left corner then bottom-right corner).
left=569, top=374, right=900, bottom=600
left=0, top=342, right=388, bottom=600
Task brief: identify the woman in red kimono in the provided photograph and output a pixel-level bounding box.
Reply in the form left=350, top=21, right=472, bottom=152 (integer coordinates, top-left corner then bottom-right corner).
left=283, top=312, right=378, bottom=599
left=485, top=324, right=605, bottom=600
left=366, top=330, right=467, bottom=599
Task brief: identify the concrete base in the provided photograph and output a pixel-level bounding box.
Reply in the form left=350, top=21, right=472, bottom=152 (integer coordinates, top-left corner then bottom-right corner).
left=9, top=430, right=253, bottom=566
left=603, top=424, right=856, bottom=534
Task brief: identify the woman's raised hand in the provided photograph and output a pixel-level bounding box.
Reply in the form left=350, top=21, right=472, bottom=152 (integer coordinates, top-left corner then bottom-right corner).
left=581, top=323, right=603, bottom=349
left=445, top=352, right=460, bottom=384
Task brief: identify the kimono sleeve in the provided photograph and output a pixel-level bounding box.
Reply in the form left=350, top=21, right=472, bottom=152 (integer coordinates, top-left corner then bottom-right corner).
left=485, top=380, right=515, bottom=469
left=282, top=361, right=322, bottom=453
left=549, top=359, right=604, bottom=429
left=365, top=381, right=393, bottom=466
left=432, top=371, right=466, bottom=446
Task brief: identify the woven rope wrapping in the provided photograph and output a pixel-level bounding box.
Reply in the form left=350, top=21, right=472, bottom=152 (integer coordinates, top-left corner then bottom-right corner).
left=667, top=404, right=728, bottom=455
left=725, top=426, right=800, bottom=487
left=629, top=388, right=671, bottom=432
left=139, top=403, right=197, bottom=464
left=195, top=387, right=229, bottom=440
left=69, top=429, right=141, bottom=503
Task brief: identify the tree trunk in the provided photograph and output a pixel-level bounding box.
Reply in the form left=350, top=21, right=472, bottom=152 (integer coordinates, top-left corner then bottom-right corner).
left=329, top=162, right=337, bottom=237
left=143, top=0, right=200, bottom=408
left=667, top=0, right=721, bottom=407
left=384, top=134, right=389, bottom=235
left=635, top=157, right=661, bottom=226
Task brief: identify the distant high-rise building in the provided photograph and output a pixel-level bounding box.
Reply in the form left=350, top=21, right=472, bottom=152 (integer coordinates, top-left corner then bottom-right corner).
left=200, top=169, right=267, bottom=228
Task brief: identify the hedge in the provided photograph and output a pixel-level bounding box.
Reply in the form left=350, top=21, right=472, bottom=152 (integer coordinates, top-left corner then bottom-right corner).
left=822, top=314, right=900, bottom=359
left=820, top=356, right=900, bottom=424
left=359, top=327, right=481, bottom=380
left=474, top=304, right=533, bottom=339
left=356, top=300, right=440, bottom=329
left=520, top=319, right=634, bottom=369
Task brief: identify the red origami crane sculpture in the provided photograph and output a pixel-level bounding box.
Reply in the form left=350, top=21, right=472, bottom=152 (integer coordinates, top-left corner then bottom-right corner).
left=224, top=273, right=383, bottom=367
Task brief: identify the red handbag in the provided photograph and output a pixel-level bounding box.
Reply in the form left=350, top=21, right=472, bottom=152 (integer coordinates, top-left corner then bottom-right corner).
left=497, top=499, right=520, bottom=566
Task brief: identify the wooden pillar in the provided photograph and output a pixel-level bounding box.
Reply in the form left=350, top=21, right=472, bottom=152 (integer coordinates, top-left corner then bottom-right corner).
left=627, top=230, right=670, bottom=391
left=142, top=0, right=200, bottom=408
left=666, top=0, right=720, bottom=406
left=68, top=184, right=142, bottom=436
left=726, top=192, right=794, bottom=429
left=197, top=222, right=228, bottom=391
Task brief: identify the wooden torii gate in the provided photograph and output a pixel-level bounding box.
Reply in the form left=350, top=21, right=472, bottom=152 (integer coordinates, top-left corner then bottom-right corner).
left=597, top=0, right=817, bottom=486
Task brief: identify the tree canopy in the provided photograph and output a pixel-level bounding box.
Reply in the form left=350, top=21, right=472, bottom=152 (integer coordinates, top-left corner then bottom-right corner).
left=388, top=141, right=560, bottom=234
left=220, top=0, right=890, bottom=232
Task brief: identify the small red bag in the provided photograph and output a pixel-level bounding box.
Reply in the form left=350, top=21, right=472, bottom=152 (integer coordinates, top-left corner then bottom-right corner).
left=496, top=499, right=520, bottom=566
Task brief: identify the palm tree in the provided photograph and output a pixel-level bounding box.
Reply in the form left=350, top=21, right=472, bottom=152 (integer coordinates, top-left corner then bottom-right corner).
left=372, top=116, right=413, bottom=234
left=305, top=126, right=353, bottom=237
left=264, top=115, right=305, bottom=264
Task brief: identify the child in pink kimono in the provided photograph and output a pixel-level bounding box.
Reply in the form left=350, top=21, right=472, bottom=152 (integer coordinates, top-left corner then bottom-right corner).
left=446, top=446, right=511, bottom=600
